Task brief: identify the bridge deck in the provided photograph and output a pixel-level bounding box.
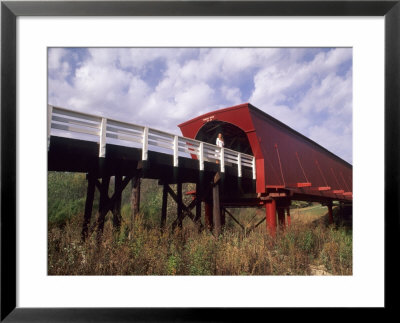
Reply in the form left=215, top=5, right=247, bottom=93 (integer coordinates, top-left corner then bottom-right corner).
left=47, top=105, right=351, bottom=205
left=48, top=136, right=258, bottom=206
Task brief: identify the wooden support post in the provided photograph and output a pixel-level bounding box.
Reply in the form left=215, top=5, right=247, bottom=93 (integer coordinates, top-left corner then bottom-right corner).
left=177, top=182, right=183, bottom=229
left=277, top=208, right=286, bottom=231
left=97, top=176, right=110, bottom=237
left=112, top=174, right=122, bottom=231
left=213, top=183, right=221, bottom=236
left=195, top=184, right=202, bottom=223
left=339, top=202, right=343, bottom=220
left=130, top=176, right=141, bottom=235
left=265, top=199, right=277, bottom=238
left=196, top=171, right=205, bottom=225
left=160, top=184, right=168, bottom=230
left=205, top=202, right=213, bottom=230
left=220, top=207, right=226, bottom=227
left=328, top=203, right=334, bottom=225
left=286, top=207, right=291, bottom=227
left=81, top=173, right=95, bottom=241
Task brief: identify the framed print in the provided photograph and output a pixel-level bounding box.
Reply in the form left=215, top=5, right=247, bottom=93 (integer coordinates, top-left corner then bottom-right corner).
left=1, top=1, right=399, bottom=321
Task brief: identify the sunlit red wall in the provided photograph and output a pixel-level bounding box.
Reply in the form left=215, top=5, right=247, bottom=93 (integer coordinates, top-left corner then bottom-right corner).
left=178, top=103, right=352, bottom=200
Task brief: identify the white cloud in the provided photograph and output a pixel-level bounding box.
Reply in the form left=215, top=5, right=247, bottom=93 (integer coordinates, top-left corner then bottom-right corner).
left=48, top=47, right=352, bottom=162
left=249, top=48, right=352, bottom=162
left=221, top=86, right=242, bottom=105
left=48, top=48, right=68, bottom=71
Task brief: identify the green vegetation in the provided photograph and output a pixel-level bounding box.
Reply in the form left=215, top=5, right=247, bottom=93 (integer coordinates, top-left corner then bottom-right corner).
left=48, top=172, right=87, bottom=226
left=48, top=171, right=352, bottom=275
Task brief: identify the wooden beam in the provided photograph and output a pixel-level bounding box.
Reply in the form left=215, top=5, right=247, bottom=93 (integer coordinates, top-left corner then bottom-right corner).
left=160, top=184, right=168, bottom=230
left=103, top=174, right=133, bottom=215
left=224, top=208, right=244, bottom=230
left=286, top=208, right=291, bottom=227
left=328, top=203, right=334, bottom=224
left=130, top=175, right=141, bottom=237
left=204, top=202, right=213, bottom=230
left=94, top=174, right=134, bottom=241
left=96, top=176, right=110, bottom=238
left=195, top=183, right=202, bottom=223
left=167, top=185, right=202, bottom=230
left=220, top=207, right=226, bottom=227
left=112, top=174, right=122, bottom=230
left=81, top=173, right=95, bottom=241
left=254, top=217, right=266, bottom=229
left=265, top=199, right=277, bottom=237
left=277, top=208, right=286, bottom=230
left=177, top=183, right=183, bottom=228
left=214, top=172, right=221, bottom=184
left=213, top=182, right=221, bottom=236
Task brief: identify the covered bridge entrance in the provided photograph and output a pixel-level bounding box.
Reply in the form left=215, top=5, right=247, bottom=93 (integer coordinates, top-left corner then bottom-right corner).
left=178, top=103, right=352, bottom=236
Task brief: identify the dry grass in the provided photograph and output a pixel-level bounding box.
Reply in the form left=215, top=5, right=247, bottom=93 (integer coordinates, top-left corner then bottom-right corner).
left=48, top=206, right=352, bottom=276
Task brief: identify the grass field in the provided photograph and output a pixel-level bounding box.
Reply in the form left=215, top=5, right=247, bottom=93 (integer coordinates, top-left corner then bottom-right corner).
left=48, top=172, right=352, bottom=276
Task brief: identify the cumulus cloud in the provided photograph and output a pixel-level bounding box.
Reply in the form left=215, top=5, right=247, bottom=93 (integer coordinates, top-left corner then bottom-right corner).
left=48, top=47, right=352, bottom=163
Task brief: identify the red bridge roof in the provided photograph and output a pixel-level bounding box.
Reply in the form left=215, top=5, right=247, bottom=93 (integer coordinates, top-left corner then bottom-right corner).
left=178, top=103, right=352, bottom=201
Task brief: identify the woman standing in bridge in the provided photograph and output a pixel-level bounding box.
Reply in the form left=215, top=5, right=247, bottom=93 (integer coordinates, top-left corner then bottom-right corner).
left=216, top=133, right=224, bottom=148
left=216, top=133, right=224, bottom=164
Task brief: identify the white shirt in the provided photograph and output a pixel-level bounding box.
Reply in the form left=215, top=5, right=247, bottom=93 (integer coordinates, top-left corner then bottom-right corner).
left=216, top=137, right=224, bottom=148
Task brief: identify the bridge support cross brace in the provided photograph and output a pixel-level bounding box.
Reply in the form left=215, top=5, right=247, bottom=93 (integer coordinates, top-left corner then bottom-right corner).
left=81, top=173, right=134, bottom=242
left=162, top=184, right=204, bottom=232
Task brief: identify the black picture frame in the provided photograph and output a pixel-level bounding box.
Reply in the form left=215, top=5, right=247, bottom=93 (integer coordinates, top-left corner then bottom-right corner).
left=1, top=1, right=399, bottom=321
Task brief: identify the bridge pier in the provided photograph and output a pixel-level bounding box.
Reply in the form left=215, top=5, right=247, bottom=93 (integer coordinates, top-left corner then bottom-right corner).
left=177, top=182, right=183, bottom=229
left=213, top=182, right=221, bottom=236
left=112, top=174, right=122, bottom=231
left=96, top=175, right=111, bottom=240
left=160, top=184, right=168, bottom=231
left=220, top=208, right=226, bottom=227
left=204, top=202, right=213, bottom=230
left=327, top=202, right=334, bottom=225
left=277, top=208, right=286, bottom=231
left=277, top=198, right=292, bottom=232
left=265, top=199, right=277, bottom=238
left=195, top=183, right=202, bottom=224
left=80, top=170, right=136, bottom=242
left=212, top=172, right=223, bottom=236
left=81, top=173, right=95, bottom=241
left=130, top=175, right=141, bottom=237
left=339, top=202, right=344, bottom=221
left=286, top=207, right=291, bottom=227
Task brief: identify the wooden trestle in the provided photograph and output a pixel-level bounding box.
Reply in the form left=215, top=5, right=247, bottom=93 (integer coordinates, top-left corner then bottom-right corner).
left=52, top=141, right=342, bottom=241
left=81, top=168, right=237, bottom=241
left=81, top=172, right=139, bottom=241
left=49, top=106, right=351, bottom=241
left=80, top=168, right=342, bottom=241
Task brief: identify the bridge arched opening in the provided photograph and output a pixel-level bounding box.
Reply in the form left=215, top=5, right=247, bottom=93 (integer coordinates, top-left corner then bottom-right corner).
left=195, top=121, right=253, bottom=155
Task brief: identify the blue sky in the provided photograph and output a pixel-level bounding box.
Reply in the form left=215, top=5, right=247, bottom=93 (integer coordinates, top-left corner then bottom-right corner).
left=48, top=47, right=352, bottom=163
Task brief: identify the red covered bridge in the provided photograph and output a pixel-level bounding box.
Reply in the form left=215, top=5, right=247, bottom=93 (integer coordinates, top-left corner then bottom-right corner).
left=48, top=103, right=352, bottom=239
left=179, top=103, right=352, bottom=235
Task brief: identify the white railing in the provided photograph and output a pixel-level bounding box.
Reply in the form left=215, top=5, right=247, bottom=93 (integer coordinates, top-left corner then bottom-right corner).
left=48, top=105, right=256, bottom=179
